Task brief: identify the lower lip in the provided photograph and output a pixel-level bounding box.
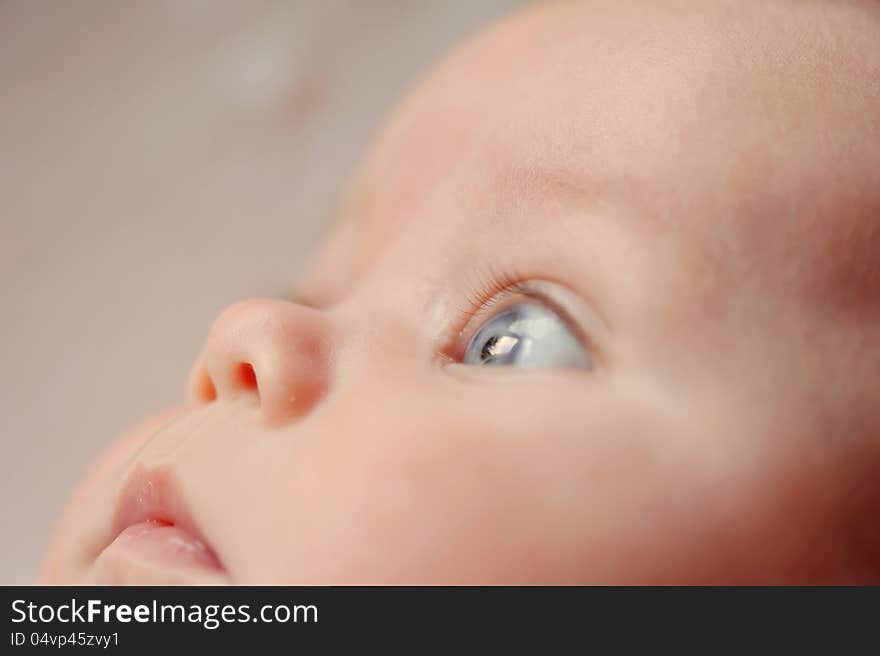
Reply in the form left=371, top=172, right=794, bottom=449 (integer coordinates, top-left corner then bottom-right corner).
left=93, top=520, right=228, bottom=584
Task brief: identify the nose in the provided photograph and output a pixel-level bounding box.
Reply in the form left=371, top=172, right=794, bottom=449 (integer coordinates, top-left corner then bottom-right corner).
left=187, top=298, right=329, bottom=426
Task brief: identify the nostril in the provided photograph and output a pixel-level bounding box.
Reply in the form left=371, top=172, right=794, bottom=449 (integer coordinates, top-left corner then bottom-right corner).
left=235, top=362, right=259, bottom=394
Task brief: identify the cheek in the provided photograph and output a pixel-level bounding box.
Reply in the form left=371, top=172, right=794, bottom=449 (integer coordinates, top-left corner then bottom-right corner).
left=225, top=366, right=850, bottom=583
left=238, top=380, right=727, bottom=583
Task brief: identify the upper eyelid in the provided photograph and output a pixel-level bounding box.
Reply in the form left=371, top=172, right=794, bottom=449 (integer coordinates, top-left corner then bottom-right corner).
left=456, top=283, right=525, bottom=320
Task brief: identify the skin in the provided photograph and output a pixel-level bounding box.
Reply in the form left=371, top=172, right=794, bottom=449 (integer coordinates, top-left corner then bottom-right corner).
left=42, top=0, right=880, bottom=584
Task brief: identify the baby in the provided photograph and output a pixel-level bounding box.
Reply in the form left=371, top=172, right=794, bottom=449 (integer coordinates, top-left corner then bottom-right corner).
left=41, top=0, right=880, bottom=584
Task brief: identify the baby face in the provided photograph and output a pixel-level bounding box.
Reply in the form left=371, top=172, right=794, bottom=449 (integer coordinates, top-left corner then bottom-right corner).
left=43, top=0, right=880, bottom=584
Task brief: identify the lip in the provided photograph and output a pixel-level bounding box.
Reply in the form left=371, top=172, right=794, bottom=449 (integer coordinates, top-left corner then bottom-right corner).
left=93, top=465, right=230, bottom=584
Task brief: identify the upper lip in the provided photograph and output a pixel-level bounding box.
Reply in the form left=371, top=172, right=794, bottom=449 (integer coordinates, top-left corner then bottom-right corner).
left=106, top=464, right=225, bottom=571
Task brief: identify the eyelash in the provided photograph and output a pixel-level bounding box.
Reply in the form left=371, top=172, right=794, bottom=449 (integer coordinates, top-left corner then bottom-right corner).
left=457, top=264, right=530, bottom=321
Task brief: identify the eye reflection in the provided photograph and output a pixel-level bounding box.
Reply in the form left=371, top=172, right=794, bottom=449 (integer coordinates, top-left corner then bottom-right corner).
left=463, top=303, right=591, bottom=369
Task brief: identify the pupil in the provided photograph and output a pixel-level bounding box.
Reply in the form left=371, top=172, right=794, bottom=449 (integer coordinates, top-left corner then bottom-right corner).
left=480, top=333, right=520, bottom=364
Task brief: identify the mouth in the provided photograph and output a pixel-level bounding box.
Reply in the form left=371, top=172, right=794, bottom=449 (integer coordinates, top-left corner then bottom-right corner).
left=93, top=465, right=230, bottom=584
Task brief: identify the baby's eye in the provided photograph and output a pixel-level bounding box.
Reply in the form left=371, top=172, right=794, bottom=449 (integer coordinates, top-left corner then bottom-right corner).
left=462, top=303, right=592, bottom=369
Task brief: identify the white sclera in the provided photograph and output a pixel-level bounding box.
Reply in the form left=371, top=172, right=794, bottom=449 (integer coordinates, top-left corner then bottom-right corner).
left=463, top=303, right=591, bottom=369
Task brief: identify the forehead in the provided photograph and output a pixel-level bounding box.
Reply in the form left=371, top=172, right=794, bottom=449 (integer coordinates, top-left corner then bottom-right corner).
left=323, top=0, right=880, bottom=310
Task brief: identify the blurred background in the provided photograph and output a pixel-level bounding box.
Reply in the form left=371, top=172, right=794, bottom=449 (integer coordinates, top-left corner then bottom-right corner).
left=0, top=0, right=523, bottom=584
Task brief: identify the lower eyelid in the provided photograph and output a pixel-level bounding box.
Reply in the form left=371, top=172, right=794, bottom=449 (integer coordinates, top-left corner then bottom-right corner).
left=439, top=361, right=597, bottom=383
